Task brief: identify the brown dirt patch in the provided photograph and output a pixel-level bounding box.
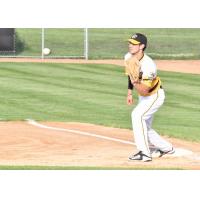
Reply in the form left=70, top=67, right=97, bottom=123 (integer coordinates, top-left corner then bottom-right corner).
left=0, top=58, right=200, bottom=74
left=0, top=121, right=200, bottom=169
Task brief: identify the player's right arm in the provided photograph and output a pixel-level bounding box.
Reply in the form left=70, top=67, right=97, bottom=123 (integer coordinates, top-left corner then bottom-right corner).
left=127, top=76, right=134, bottom=105
left=124, top=53, right=135, bottom=105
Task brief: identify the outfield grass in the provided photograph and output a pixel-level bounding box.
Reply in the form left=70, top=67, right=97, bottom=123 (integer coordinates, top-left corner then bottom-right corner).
left=0, top=62, right=199, bottom=141
left=11, top=28, right=200, bottom=59
left=0, top=165, right=182, bottom=170
left=89, top=28, right=200, bottom=59
left=15, top=28, right=84, bottom=57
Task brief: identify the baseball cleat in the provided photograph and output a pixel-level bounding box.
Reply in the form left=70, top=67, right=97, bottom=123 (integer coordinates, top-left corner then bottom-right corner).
left=129, top=151, right=152, bottom=162
left=158, top=147, right=175, bottom=157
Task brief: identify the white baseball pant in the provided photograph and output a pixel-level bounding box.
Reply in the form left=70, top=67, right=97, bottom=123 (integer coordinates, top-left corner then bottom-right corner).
left=131, top=88, right=173, bottom=157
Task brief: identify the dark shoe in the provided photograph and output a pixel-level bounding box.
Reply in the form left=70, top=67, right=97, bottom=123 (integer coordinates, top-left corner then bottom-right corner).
left=129, top=151, right=152, bottom=162
left=158, top=148, right=175, bottom=157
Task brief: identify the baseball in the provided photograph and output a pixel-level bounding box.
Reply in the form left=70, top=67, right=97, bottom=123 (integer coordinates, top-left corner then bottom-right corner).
left=43, top=48, right=51, bottom=55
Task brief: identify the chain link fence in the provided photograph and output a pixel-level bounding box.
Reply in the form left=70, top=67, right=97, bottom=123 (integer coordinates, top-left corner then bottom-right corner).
left=0, top=28, right=200, bottom=59
left=0, top=28, right=86, bottom=58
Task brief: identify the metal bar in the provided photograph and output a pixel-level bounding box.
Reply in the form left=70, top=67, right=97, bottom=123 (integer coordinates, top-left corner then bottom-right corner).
left=41, top=28, right=44, bottom=59
left=84, top=28, right=89, bottom=60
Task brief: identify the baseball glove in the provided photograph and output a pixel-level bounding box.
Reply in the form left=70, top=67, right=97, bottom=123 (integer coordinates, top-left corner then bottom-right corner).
left=125, top=53, right=143, bottom=84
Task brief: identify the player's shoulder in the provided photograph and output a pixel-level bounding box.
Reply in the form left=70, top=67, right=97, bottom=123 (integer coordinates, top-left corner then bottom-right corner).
left=141, top=54, right=155, bottom=64
left=141, top=54, right=156, bottom=68
left=141, top=54, right=157, bottom=80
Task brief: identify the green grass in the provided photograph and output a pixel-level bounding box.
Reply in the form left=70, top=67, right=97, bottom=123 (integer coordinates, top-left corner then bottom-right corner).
left=89, top=28, right=200, bottom=59
left=0, top=62, right=199, bottom=141
left=7, top=28, right=200, bottom=59
left=14, top=28, right=84, bottom=56
left=0, top=165, right=182, bottom=170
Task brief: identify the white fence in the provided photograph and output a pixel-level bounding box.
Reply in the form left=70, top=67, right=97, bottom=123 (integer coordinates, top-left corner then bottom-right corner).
left=0, top=28, right=89, bottom=59
left=0, top=28, right=200, bottom=60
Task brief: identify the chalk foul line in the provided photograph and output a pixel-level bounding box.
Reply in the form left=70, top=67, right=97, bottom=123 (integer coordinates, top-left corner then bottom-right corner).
left=26, top=119, right=135, bottom=146
left=26, top=119, right=195, bottom=158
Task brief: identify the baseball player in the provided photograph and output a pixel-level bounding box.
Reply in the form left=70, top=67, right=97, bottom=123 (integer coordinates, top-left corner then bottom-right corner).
left=125, top=33, right=174, bottom=162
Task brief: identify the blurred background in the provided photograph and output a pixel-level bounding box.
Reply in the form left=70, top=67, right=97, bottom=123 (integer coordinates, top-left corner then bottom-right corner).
left=0, top=28, right=200, bottom=60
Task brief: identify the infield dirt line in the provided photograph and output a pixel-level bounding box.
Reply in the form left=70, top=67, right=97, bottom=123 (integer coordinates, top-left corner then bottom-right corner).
left=26, top=119, right=135, bottom=145
left=1, top=58, right=200, bottom=74
left=26, top=119, right=194, bottom=158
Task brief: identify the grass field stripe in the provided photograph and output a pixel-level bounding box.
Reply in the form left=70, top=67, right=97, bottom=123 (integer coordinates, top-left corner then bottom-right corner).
left=27, top=119, right=135, bottom=146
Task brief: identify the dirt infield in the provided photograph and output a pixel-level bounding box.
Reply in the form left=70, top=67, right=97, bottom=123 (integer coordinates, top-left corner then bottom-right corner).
left=1, top=58, right=200, bottom=74
left=0, top=58, right=200, bottom=169
left=0, top=121, right=200, bottom=169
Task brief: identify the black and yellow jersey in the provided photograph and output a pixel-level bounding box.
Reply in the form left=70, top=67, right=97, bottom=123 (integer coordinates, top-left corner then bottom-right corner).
left=125, top=53, right=162, bottom=96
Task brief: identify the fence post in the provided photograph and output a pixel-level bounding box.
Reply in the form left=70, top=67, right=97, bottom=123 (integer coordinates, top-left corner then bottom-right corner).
left=84, top=28, right=88, bottom=60
left=41, top=28, right=44, bottom=59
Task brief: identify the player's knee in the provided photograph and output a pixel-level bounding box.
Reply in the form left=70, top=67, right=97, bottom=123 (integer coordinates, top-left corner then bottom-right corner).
left=131, top=109, right=142, bottom=121
left=131, top=110, right=150, bottom=124
left=142, top=114, right=150, bottom=121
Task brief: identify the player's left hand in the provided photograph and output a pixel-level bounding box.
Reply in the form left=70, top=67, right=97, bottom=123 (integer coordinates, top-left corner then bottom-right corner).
left=127, top=95, right=134, bottom=105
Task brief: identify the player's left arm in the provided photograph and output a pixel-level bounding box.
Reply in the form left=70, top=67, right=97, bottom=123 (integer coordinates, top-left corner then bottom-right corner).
left=133, top=69, right=156, bottom=96
left=132, top=81, right=151, bottom=96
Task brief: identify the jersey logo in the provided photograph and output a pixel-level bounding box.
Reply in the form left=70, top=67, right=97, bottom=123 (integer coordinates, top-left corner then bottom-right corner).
left=149, top=72, right=156, bottom=80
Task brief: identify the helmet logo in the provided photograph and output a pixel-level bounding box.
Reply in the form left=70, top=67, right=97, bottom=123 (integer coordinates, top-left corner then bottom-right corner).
left=131, top=34, right=138, bottom=39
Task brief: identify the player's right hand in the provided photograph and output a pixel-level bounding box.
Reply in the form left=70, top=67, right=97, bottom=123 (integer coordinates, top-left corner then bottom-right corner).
left=127, top=95, right=134, bottom=105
